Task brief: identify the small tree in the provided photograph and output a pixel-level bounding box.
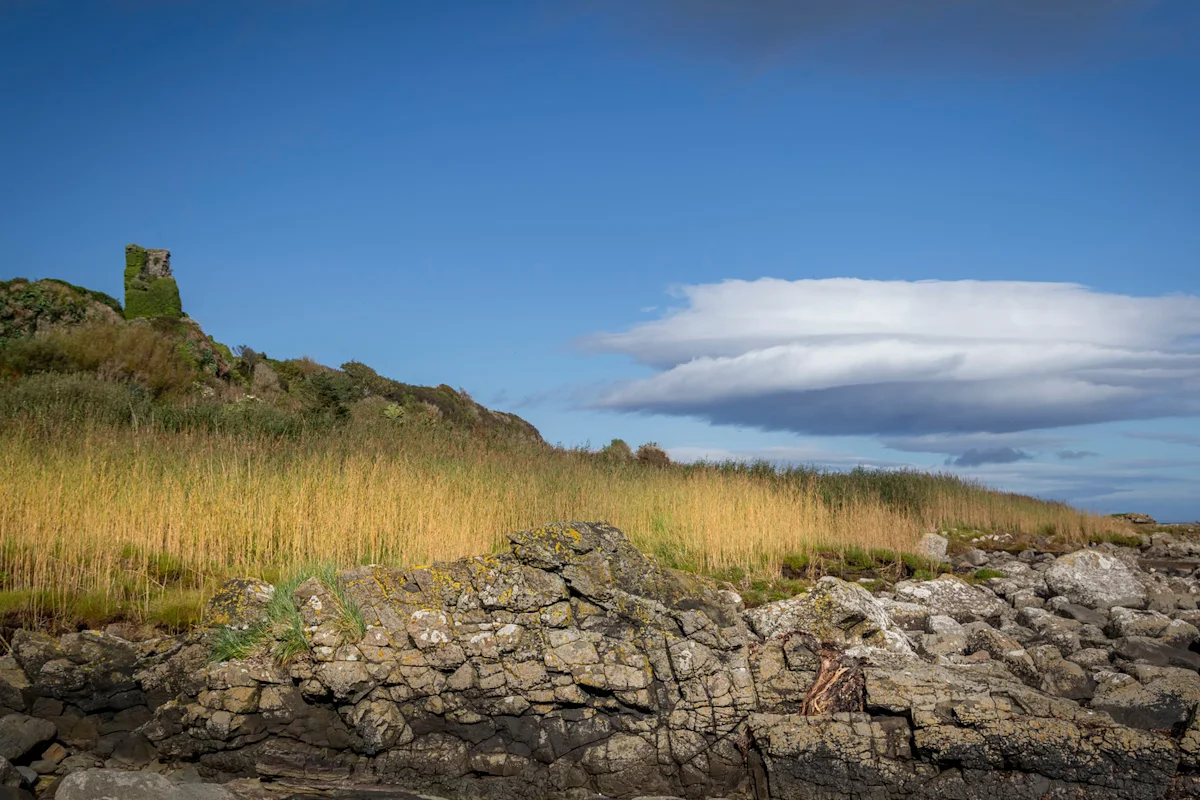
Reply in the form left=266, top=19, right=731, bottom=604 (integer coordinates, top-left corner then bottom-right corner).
left=636, top=442, right=671, bottom=468
left=233, top=345, right=260, bottom=385
left=599, top=438, right=634, bottom=461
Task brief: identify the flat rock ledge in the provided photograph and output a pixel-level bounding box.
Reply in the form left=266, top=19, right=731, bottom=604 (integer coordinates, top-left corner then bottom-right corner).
left=3, top=523, right=1200, bottom=799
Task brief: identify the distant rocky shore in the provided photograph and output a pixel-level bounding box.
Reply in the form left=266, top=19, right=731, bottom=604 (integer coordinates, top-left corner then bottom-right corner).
left=3, top=521, right=1200, bottom=799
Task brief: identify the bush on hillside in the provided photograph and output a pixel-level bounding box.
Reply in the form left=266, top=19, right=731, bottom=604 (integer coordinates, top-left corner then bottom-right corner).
left=1, top=277, right=122, bottom=344
left=636, top=442, right=671, bottom=468
left=0, top=321, right=199, bottom=398
left=598, top=438, right=634, bottom=462
left=0, top=372, right=151, bottom=428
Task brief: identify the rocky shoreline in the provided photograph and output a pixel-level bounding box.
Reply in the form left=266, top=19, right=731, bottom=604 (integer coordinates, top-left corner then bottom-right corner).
left=3, top=522, right=1200, bottom=799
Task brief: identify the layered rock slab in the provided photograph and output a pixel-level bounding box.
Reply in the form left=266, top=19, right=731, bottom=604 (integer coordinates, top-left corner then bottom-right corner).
left=4, top=523, right=1196, bottom=799
left=145, top=522, right=758, bottom=799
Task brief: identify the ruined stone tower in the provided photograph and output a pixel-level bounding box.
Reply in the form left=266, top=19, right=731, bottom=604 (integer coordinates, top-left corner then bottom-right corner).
left=124, top=244, right=183, bottom=319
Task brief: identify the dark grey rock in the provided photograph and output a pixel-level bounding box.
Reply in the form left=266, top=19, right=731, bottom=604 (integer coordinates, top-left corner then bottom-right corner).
left=1091, top=668, right=1200, bottom=733
left=0, top=715, right=55, bottom=762
left=1114, top=636, right=1200, bottom=670
left=1054, top=602, right=1108, bottom=628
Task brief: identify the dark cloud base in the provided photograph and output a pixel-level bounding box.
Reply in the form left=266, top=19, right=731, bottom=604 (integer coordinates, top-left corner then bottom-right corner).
left=947, top=448, right=1031, bottom=467
left=600, top=379, right=1200, bottom=438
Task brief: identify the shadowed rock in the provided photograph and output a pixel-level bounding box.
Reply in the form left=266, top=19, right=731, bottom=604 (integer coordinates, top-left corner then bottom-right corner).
left=4, top=523, right=1199, bottom=799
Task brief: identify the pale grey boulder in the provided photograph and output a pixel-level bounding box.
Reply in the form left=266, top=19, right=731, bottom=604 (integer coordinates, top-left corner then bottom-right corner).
left=894, top=575, right=1007, bottom=624
left=1045, top=550, right=1148, bottom=610
left=915, top=532, right=949, bottom=563
left=55, top=769, right=235, bottom=800
left=744, top=576, right=914, bottom=656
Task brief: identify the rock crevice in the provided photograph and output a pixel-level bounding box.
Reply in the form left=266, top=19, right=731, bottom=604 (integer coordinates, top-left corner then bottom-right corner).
left=3, top=521, right=1200, bottom=799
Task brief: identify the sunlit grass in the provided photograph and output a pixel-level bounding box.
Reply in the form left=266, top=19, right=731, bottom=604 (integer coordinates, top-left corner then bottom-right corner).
left=0, top=413, right=1125, bottom=628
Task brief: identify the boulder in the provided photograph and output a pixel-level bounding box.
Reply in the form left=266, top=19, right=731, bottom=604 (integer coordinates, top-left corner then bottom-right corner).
left=961, top=622, right=1037, bottom=684
left=1018, top=607, right=1084, bottom=655
left=915, top=532, right=949, bottom=563
left=1114, top=636, right=1200, bottom=670
left=9, top=631, right=141, bottom=713
left=1048, top=600, right=1109, bottom=628
left=0, top=756, right=17, bottom=788
left=54, top=769, right=235, bottom=800
left=875, top=599, right=928, bottom=632
left=1068, top=648, right=1113, bottom=670
left=0, top=661, right=28, bottom=716
left=1109, top=607, right=1200, bottom=648
left=0, top=715, right=55, bottom=762
left=1037, top=656, right=1095, bottom=701
left=202, top=578, right=275, bottom=629
left=817, top=660, right=1176, bottom=799
left=1045, top=550, right=1148, bottom=610
left=894, top=576, right=1007, bottom=624
left=1091, top=668, right=1200, bottom=733
left=1109, top=607, right=1173, bottom=638
left=961, top=548, right=989, bottom=567
left=744, top=577, right=913, bottom=656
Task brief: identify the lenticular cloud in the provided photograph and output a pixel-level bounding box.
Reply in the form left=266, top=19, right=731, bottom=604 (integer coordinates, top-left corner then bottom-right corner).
left=585, top=279, right=1200, bottom=436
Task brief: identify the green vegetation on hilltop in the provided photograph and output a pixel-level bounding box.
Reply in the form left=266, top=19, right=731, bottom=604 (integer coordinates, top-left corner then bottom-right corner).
left=1, top=277, right=122, bottom=345
left=123, top=244, right=183, bottom=320
left=1, top=261, right=543, bottom=442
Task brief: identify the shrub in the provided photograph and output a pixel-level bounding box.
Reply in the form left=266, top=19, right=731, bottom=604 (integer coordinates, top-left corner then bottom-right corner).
left=0, top=335, right=75, bottom=377
left=233, top=345, right=262, bottom=384
left=0, top=320, right=200, bottom=399
left=48, top=322, right=199, bottom=397
left=0, top=372, right=151, bottom=429
left=598, top=438, right=634, bottom=461
left=42, top=279, right=122, bottom=315
left=636, top=442, right=671, bottom=468
left=1, top=277, right=121, bottom=343
left=299, top=369, right=359, bottom=421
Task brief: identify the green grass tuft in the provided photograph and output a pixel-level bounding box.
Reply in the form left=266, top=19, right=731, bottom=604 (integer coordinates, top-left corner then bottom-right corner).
left=972, top=568, right=1006, bottom=581
left=211, top=624, right=270, bottom=662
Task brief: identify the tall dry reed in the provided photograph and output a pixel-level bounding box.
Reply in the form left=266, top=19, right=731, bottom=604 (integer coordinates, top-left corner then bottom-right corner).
left=0, top=417, right=1122, bottom=626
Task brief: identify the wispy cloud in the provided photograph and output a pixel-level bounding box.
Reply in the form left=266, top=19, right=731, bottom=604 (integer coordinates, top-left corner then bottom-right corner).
left=598, top=0, right=1197, bottom=71
left=1057, top=450, right=1100, bottom=460
left=1126, top=431, right=1200, bottom=448
left=584, top=278, right=1200, bottom=438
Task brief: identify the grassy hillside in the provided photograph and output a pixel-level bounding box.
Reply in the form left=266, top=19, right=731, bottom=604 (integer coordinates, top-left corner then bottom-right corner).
left=0, top=373, right=1127, bottom=632
left=0, top=276, right=1130, bottom=632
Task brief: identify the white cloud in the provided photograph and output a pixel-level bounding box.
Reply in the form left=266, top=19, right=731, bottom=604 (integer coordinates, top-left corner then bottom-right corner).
left=585, top=278, right=1200, bottom=437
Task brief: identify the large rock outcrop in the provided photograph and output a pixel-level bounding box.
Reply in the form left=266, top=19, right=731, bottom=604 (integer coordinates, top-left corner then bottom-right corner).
left=144, top=522, right=758, bottom=799
left=3, top=522, right=1200, bottom=799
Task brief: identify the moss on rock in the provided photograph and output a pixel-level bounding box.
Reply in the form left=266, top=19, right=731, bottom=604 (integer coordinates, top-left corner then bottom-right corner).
left=124, top=244, right=183, bottom=320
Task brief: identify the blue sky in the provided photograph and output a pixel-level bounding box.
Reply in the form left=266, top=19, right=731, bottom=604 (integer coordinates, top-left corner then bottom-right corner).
left=3, top=1, right=1199, bottom=520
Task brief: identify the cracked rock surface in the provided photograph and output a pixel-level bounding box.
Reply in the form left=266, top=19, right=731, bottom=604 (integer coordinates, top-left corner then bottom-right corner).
left=3, top=522, right=1200, bottom=799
